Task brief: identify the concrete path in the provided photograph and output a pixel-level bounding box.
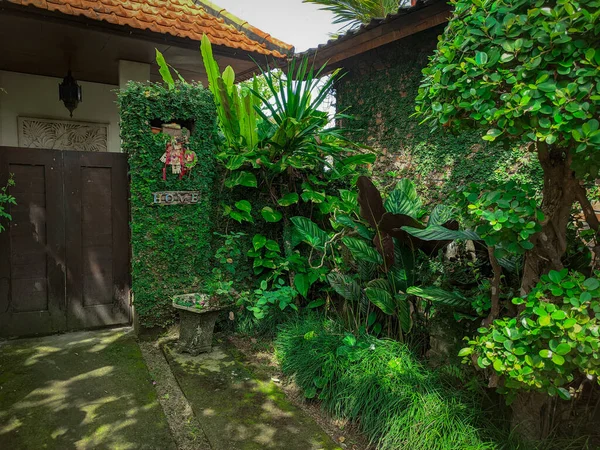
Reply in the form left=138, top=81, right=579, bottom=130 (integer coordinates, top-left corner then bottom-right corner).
left=164, top=342, right=341, bottom=450
left=0, top=328, right=176, bottom=450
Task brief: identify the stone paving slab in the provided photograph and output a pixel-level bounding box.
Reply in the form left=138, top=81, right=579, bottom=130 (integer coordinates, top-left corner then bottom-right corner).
left=164, top=342, right=341, bottom=450
left=0, top=328, right=176, bottom=450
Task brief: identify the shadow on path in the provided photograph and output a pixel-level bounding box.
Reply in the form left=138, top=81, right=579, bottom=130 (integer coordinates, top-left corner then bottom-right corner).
left=164, top=341, right=340, bottom=450
left=0, top=328, right=176, bottom=450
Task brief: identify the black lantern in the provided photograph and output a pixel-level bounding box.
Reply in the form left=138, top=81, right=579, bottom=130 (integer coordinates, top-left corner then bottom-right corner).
left=59, top=70, right=82, bottom=117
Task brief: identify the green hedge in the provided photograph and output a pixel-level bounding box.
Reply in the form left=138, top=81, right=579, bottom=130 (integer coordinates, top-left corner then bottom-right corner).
left=118, top=82, right=217, bottom=328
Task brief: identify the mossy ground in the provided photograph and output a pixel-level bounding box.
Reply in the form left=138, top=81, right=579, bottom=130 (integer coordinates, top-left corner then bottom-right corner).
left=163, top=340, right=340, bottom=450
left=0, top=328, right=175, bottom=450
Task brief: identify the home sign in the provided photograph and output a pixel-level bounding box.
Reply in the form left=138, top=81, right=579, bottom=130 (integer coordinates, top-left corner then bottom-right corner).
left=153, top=191, right=200, bottom=205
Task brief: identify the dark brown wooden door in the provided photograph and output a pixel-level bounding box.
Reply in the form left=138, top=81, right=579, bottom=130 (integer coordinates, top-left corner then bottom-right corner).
left=0, top=147, right=130, bottom=337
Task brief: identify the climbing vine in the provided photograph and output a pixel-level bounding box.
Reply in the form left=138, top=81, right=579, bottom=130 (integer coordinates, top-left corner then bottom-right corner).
left=335, top=26, right=543, bottom=202
left=118, top=81, right=218, bottom=327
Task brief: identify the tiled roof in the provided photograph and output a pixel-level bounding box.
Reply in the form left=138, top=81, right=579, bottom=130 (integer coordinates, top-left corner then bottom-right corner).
left=8, top=0, right=293, bottom=58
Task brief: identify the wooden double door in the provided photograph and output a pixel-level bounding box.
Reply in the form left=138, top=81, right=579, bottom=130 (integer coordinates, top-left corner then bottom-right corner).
left=0, top=147, right=130, bottom=337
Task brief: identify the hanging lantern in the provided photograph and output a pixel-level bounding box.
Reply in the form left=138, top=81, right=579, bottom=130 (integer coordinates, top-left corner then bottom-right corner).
left=59, top=70, right=82, bottom=117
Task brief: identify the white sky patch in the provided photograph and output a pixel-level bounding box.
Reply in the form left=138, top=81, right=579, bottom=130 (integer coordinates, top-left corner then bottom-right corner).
left=214, top=0, right=338, bottom=52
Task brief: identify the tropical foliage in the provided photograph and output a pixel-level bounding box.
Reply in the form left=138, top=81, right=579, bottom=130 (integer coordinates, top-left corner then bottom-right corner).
left=415, top=0, right=600, bottom=441
left=303, top=0, right=405, bottom=31
left=149, top=8, right=600, bottom=441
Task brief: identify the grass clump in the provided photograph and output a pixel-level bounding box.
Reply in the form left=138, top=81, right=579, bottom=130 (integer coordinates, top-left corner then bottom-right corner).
left=275, top=315, right=495, bottom=450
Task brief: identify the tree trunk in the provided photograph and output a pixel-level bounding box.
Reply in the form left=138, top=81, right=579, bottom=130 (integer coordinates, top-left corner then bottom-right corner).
left=513, top=144, right=578, bottom=441
left=520, top=143, right=578, bottom=295
left=512, top=391, right=553, bottom=441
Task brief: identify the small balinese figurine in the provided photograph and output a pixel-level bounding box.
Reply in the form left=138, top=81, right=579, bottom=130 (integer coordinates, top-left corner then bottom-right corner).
left=159, top=124, right=196, bottom=179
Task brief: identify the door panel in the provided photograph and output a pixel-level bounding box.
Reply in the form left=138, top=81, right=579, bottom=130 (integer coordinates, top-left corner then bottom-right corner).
left=0, top=149, right=66, bottom=336
left=0, top=147, right=130, bottom=337
left=64, top=151, right=130, bottom=330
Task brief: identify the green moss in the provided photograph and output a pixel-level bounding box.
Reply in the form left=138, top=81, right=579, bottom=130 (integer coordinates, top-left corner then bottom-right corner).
left=164, top=342, right=340, bottom=449
left=118, top=82, right=218, bottom=328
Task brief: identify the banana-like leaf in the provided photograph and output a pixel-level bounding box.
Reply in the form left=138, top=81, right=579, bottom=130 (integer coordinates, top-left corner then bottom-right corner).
left=291, top=216, right=329, bottom=250
left=342, top=237, right=383, bottom=265
left=407, top=286, right=471, bottom=308
left=384, top=179, right=422, bottom=218
left=357, top=176, right=385, bottom=229
left=365, top=284, right=395, bottom=315
left=327, top=272, right=362, bottom=302
left=366, top=278, right=392, bottom=292
left=155, top=49, right=175, bottom=89
left=402, top=226, right=481, bottom=242
left=334, top=214, right=373, bottom=240
left=373, top=232, right=394, bottom=272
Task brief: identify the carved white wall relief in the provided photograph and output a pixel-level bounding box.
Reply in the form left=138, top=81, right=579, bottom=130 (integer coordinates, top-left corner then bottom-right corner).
left=18, top=117, right=109, bottom=152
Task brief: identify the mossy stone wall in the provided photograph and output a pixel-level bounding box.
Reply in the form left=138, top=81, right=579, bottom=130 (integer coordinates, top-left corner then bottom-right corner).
left=335, top=25, right=542, bottom=201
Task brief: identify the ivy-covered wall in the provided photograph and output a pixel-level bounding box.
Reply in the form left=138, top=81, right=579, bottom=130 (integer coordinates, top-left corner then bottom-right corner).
left=118, top=82, right=218, bottom=328
left=336, top=25, right=543, bottom=201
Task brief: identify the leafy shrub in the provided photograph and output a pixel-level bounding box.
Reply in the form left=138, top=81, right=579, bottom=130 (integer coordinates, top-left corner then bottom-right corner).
left=462, top=270, right=600, bottom=401
left=275, top=316, right=495, bottom=450
left=0, top=174, right=16, bottom=233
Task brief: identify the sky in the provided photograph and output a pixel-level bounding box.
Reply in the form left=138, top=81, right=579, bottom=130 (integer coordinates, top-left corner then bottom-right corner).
left=214, top=0, right=338, bottom=52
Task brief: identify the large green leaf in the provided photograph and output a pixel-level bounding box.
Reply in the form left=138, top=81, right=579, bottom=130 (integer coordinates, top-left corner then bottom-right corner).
left=234, top=200, right=251, bottom=213
left=396, top=294, right=413, bottom=334
left=365, top=285, right=395, bottom=315
left=342, top=237, right=383, bottom=264
left=225, top=155, right=247, bottom=170
left=334, top=215, right=373, bottom=240
left=384, top=179, right=422, bottom=218
left=252, top=234, right=267, bottom=250
left=357, top=260, right=378, bottom=281
left=407, top=286, right=471, bottom=308
left=291, top=216, right=329, bottom=249
left=278, top=193, right=299, bottom=206
left=225, top=171, right=257, bottom=188
left=402, top=225, right=480, bottom=242
left=261, top=207, right=283, bottom=223
left=327, top=272, right=362, bottom=302
left=155, top=49, right=174, bottom=89
left=294, top=273, right=312, bottom=298
left=427, top=205, right=455, bottom=226
left=341, top=153, right=377, bottom=166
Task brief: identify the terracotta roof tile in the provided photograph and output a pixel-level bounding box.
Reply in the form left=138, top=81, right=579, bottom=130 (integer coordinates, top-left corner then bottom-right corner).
left=7, top=0, right=293, bottom=58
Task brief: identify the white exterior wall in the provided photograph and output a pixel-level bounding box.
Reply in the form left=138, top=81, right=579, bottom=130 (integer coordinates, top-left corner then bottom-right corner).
left=0, top=70, right=121, bottom=152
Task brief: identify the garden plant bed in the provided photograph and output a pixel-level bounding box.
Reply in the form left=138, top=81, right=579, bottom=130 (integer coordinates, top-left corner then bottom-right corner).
left=227, top=334, right=372, bottom=450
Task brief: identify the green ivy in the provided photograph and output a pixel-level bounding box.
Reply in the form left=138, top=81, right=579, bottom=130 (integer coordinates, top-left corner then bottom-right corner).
left=335, top=26, right=543, bottom=202
left=118, top=81, right=218, bottom=328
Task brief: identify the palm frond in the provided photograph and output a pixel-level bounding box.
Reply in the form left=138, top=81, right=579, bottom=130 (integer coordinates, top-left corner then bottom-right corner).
left=303, top=0, right=401, bottom=30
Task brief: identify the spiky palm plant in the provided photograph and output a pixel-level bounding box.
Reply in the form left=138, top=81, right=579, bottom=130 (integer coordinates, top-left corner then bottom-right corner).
left=303, top=0, right=404, bottom=31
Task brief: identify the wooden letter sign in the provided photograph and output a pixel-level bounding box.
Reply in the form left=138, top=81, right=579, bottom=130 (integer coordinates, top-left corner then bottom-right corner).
left=153, top=191, right=200, bottom=205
